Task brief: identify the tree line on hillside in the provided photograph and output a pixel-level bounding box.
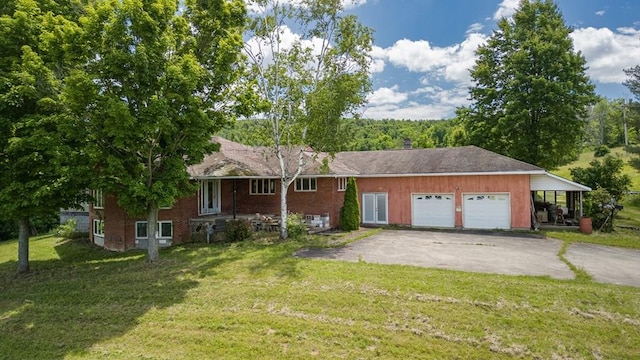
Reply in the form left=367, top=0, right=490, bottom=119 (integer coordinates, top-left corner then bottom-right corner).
left=219, top=118, right=461, bottom=150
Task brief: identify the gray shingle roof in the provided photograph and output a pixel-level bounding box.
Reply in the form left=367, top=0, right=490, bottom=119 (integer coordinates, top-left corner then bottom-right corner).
left=188, top=138, right=543, bottom=178
left=335, top=146, right=543, bottom=175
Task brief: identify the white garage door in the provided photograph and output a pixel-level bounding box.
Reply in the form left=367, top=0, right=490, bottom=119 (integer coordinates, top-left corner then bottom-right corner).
left=463, top=194, right=511, bottom=229
left=412, top=194, right=455, bottom=228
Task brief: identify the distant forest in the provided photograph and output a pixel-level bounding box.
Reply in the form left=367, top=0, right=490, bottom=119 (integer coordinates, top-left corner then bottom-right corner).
left=218, top=118, right=463, bottom=151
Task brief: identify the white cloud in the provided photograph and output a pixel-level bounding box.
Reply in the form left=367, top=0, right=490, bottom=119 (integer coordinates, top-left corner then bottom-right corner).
left=342, top=0, right=367, bottom=9
left=571, top=27, right=640, bottom=83
left=374, top=32, right=486, bottom=85
left=363, top=102, right=456, bottom=120
left=467, top=23, right=484, bottom=34
left=595, top=10, right=606, bottom=16
left=362, top=84, right=471, bottom=120
left=493, top=0, right=520, bottom=21
left=366, top=86, right=408, bottom=106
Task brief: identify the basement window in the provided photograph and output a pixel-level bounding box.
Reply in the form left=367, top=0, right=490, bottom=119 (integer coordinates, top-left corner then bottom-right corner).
left=135, top=221, right=173, bottom=239
left=93, top=219, right=104, bottom=237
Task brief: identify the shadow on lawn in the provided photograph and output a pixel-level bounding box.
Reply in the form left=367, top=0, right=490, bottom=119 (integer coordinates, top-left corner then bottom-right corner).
left=0, top=239, right=248, bottom=359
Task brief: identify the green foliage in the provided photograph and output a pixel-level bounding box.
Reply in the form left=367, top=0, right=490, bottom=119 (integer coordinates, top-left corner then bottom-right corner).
left=220, top=118, right=459, bottom=150
left=626, top=145, right=640, bottom=154
left=585, top=187, right=618, bottom=232
left=225, top=219, right=253, bottom=242
left=461, top=0, right=596, bottom=169
left=570, top=155, right=631, bottom=200
left=285, top=213, right=307, bottom=240
left=244, top=0, right=372, bottom=239
left=629, top=157, right=640, bottom=171
left=583, top=98, right=634, bottom=148
left=55, top=218, right=77, bottom=239
left=594, top=145, right=610, bottom=157
left=64, top=0, right=248, bottom=261
left=340, top=177, right=360, bottom=231
left=0, top=0, right=90, bottom=272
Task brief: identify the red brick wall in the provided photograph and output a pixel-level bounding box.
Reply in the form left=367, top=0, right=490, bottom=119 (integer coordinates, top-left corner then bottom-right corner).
left=90, top=192, right=199, bottom=251
left=220, top=178, right=345, bottom=227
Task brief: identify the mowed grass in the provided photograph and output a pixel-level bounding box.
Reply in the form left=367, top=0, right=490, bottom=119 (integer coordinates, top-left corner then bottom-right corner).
left=2, top=234, right=640, bottom=359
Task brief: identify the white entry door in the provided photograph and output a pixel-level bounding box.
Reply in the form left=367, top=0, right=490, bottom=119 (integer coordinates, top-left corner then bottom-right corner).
left=362, top=193, right=388, bottom=225
left=463, top=194, right=510, bottom=229
left=412, top=194, right=455, bottom=228
left=200, top=179, right=221, bottom=215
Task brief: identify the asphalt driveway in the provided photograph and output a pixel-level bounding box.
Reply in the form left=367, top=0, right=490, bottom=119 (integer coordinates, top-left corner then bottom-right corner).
left=295, top=230, right=640, bottom=287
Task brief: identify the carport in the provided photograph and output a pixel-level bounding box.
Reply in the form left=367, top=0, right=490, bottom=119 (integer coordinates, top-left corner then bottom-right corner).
left=530, top=173, right=591, bottom=227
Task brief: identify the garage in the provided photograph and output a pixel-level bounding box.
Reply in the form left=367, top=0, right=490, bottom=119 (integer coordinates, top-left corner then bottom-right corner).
left=463, top=194, right=510, bottom=229
left=412, top=194, right=455, bottom=228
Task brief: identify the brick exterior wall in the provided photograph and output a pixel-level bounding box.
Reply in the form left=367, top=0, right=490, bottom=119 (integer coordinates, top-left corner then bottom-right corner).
left=90, top=192, right=199, bottom=251
left=220, top=178, right=345, bottom=225
left=90, top=174, right=533, bottom=251
left=90, top=178, right=347, bottom=251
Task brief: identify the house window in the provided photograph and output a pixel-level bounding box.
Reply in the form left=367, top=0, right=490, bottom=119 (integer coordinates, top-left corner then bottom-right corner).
left=93, top=219, right=104, bottom=236
left=295, top=177, right=317, bottom=192
left=250, top=179, right=276, bottom=195
left=337, top=177, right=348, bottom=192
left=93, top=189, right=104, bottom=209
left=135, top=221, right=173, bottom=239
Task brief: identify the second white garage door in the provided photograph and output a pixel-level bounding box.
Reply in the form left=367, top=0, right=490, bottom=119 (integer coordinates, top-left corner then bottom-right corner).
left=412, top=194, right=455, bottom=228
left=463, top=194, right=511, bottom=229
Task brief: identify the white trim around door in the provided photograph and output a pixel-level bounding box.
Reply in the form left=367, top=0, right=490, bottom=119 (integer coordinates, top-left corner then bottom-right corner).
left=362, top=193, right=388, bottom=225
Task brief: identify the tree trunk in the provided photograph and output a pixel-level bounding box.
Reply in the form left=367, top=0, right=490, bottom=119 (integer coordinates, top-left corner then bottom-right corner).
left=279, top=180, right=288, bottom=240
left=17, top=217, right=30, bottom=274
left=147, top=202, right=160, bottom=262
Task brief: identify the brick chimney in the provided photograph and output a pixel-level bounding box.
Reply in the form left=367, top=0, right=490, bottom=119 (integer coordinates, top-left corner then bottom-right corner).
left=403, top=138, right=412, bottom=149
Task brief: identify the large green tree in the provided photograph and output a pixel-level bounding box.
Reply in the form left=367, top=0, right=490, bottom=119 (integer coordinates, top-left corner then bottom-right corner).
left=460, top=0, right=596, bottom=169
left=0, top=0, right=89, bottom=273
left=623, top=66, right=640, bottom=171
left=244, top=0, right=372, bottom=239
left=64, top=0, right=248, bottom=262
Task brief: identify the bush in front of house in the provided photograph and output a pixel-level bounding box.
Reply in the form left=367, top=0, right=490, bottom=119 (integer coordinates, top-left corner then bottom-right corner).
left=286, top=213, right=307, bottom=239
left=55, top=219, right=78, bottom=239
left=340, top=177, right=360, bottom=231
left=225, top=220, right=253, bottom=242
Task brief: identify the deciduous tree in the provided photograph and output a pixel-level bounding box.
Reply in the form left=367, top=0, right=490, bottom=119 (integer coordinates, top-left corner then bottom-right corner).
left=0, top=0, right=89, bottom=273
left=244, top=0, right=372, bottom=239
left=64, top=0, right=248, bottom=262
left=460, top=0, right=596, bottom=169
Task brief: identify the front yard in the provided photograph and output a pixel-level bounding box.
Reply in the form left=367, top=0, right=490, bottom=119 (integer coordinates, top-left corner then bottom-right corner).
left=1, top=233, right=639, bottom=359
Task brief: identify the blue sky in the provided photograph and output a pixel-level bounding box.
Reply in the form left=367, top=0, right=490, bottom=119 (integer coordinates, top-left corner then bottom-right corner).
left=339, top=0, right=640, bottom=119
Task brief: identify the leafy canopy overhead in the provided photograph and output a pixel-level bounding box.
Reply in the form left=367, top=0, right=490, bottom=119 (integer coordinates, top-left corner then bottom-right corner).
left=460, top=0, right=596, bottom=170
left=64, top=0, right=248, bottom=261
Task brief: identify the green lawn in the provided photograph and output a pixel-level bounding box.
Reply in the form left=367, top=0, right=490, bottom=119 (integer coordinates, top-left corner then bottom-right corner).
left=2, top=234, right=640, bottom=359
